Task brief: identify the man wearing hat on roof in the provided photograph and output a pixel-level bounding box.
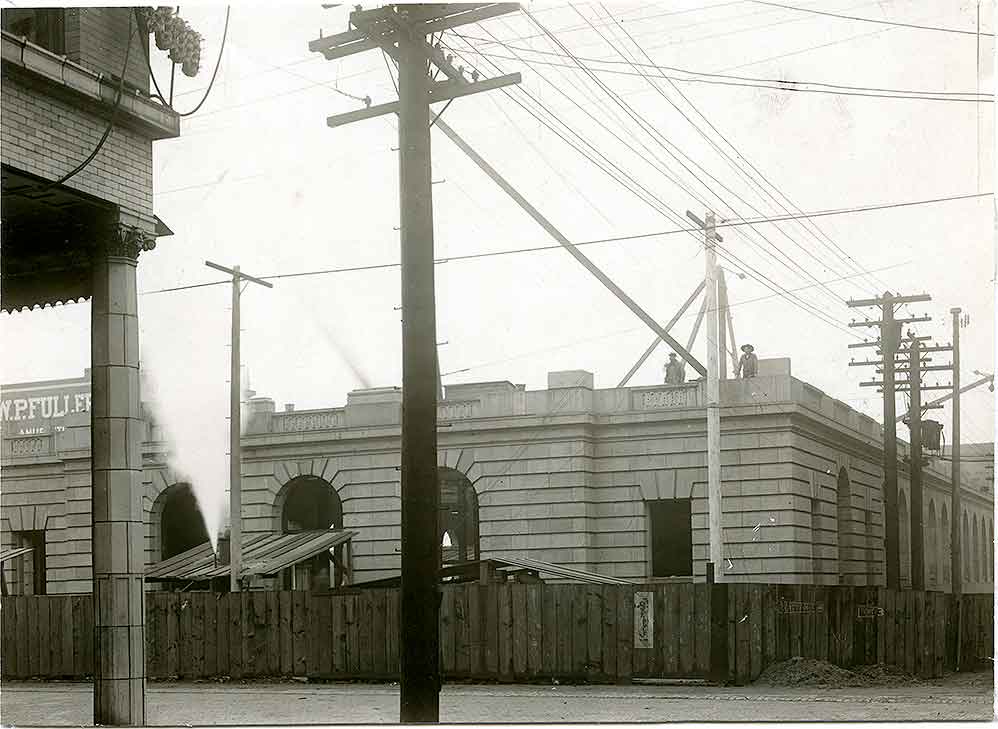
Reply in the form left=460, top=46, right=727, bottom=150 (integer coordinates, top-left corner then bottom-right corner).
left=737, top=344, right=758, bottom=379
left=664, top=352, right=686, bottom=385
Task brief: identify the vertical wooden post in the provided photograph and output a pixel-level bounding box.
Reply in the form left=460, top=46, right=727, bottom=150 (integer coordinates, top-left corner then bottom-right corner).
left=398, top=17, right=441, bottom=723
left=230, top=266, right=242, bottom=594
left=703, top=212, right=723, bottom=581
left=908, top=339, right=925, bottom=590
left=881, top=295, right=900, bottom=589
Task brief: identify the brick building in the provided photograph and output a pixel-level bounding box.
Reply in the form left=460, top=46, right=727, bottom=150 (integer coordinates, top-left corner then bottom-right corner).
left=2, top=6, right=180, bottom=723
left=2, top=362, right=993, bottom=597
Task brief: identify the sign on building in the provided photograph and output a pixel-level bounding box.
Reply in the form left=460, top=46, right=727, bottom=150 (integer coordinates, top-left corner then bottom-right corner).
left=1, top=383, right=91, bottom=435
left=634, top=591, right=653, bottom=649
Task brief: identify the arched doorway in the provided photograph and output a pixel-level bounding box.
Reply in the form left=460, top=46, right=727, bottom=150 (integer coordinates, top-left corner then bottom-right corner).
left=279, top=476, right=344, bottom=590
left=158, top=483, right=209, bottom=561
left=898, top=491, right=910, bottom=588
left=439, top=468, right=479, bottom=565
left=926, top=500, right=938, bottom=588
left=836, top=467, right=851, bottom=584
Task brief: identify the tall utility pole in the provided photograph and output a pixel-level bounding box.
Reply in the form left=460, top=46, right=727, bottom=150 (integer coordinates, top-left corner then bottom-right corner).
left=309, top=6, right=521, bottom=721
left=847, top=291, right=930, bottom=588
left=950, top=308, right=963, bottom=599
left=907, top=338, right=925, bottom=590
left=688, top=210, right=723, bottom=583
left=206, top=261, right=272, bottom=592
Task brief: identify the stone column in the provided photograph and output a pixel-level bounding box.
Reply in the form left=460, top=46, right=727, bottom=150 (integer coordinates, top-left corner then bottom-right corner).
left=91, top=221, right=155, bottom=726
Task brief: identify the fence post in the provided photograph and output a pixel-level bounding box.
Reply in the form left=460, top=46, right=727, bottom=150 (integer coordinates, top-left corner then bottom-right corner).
left=709, top=581, right=729, bottom=684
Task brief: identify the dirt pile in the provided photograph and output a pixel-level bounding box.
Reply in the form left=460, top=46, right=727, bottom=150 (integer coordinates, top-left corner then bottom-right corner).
left=754, top=657, right=920, bottom=688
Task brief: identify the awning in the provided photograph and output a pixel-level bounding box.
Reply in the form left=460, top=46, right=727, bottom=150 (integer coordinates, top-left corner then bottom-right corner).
left=0, top=546, right=33, bottom=564
left=355, top=556, right=633, bottom=587
left=145, top=529, right=357, bottom=582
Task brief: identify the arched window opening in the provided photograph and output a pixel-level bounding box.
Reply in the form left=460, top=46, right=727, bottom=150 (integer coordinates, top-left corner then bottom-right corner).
left=973, top=516, right=981, bottom=583
left=898, top=491, right=910, bottom=588
left=280, top=476, right=343, bottom=591
left=160, top=483, right=209, bottom=561
left=989, top=520, right=994, bottom=584
left=439, top=468, right=479, bottom=565
left=836, top=467, right=851, bottom=584
left=962, top=512, right=971, bottom=581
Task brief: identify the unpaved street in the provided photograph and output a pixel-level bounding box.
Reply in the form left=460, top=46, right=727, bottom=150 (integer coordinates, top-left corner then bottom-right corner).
left=1, top=674, right=993, bottom=725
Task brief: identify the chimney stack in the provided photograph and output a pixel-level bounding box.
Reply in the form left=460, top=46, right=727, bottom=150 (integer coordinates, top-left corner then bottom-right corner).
left=216, top=529, right=231, bottom=566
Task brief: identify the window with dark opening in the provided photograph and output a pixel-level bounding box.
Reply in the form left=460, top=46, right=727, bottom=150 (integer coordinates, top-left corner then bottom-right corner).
left=160, top=483, right=209, bottom=561
left=2, top=9, right=65, bottom=54
left=14, top=530, right=46, bottom=595
left=648, top=499, right=692, bottom=577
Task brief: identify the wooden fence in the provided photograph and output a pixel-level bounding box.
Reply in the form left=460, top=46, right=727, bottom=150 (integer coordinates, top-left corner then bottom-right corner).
left=1, top=584, right=992, bottom=684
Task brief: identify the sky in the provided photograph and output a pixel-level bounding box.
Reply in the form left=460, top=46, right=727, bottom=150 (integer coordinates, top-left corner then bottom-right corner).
left=1, top=0, right=995, bottom=537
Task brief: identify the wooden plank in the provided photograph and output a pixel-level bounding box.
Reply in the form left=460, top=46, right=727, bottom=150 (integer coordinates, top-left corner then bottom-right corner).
left=264, top=591, right=279, bottom=676
left=204, top=593, right=218, bottom=677
left=37, top=596, right=51, bottom=676
left=146, top=593, right=162, bottom=678
left=80, top=594, right=94, bottom=677
left=679, top=583, right=694, bottom=676
left=226, top=593, right=241, bottom=679
left=735, top=587, right=750, bottom=684
left=387, top=589, right=400, bottom=677
left=7, top=597, right=20, bottom=678
left=555, top=584, right=571, bottom=677
left=499, top=583, right=515, bottom=679
left=512, top=583, right=528, bottom=678
left=1, top=596, right=14, bottom=678
left=694, top=584, right=710, bottom=676
left=278, top=592, right=292, bottom=675
left=484, top=582, right=499, bottom=677
left=541, top=584, right=556, bottom=677
left=373, top=589, right=388, bottom=677
left=359, top=590, right=374, bottom=676
left=630, top=587, right=649, bottom=677
left=182, top=593, right=197, bottom=677
left=345, top=594, right=359, bottom=675
left=883, top=589, right=895, bottom=667
left=600, top=584, right=617, bottom=682
left=616, top=585, right=633, bottom=681
left=440, top=586, right=455, bottom=677
left=291, top=591, right=306, bottom=676
left=649, top=585, right=664, bottom=677
left=215, top=592, right=229, bottom=677
left=455, top=584, right=471, bottom=676
left=57, top=596, right=74, bottom=679
left=571, top=585, right=587, bottom=678
left=727, top=583, right=737, bottom=678
left=586, top=586, right=601, bottom=680
left=749, top=585, right=762, bottom=680
left=310, top=595, right=329, bottom=677
left=469, top=585, right=483, bottom=677
left=330, top=594, right=345, bottom=675
left=193, top=592, right=207, bottom=678
left=526, top=584, right=542, bottom=677
left=47, top=597, right=62, bottom=676
left=920, top=591, right=933, bottom=678
left=761, top=586, right=775, bottom=671
left=163, top=593, right=179, bottom=677
left=934, top=593, right=945, bottom=678
left=904, top=591, right=916, bottom=675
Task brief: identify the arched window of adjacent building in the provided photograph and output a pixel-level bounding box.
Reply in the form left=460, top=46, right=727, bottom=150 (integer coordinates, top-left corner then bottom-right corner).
left=989, top=519, right=994, bottom=584
left=962, top=511, right=971, bottom=581
left=836, top=467, right=851, bottom=584
left=158, top=483, right=210, bottom=561
left=439, top=468, right=479, bottom=564
left=940, top=504, right=950, bottom=587
left=898, top=491, right=910, bottom=588
left=926, top=500, right=938, bottom=588
left=279, top=476, right=343, bottom=591
left=973, top=516, right=981, bottom=583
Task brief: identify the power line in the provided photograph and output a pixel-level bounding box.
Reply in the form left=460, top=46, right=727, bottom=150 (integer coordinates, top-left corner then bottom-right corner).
left=752, top=1, right=995, bottom=38
left=456, top=29, right=989, bottom=99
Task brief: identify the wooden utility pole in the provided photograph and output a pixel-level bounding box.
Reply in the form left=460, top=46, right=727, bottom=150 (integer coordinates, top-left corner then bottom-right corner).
left=950, top=308, right=963, bottom=599
left=688, top=210, right=723, bottom=582
left=309, top=6, right=521, bottom=721
left=848, top=291, right=930, bottom=588
left=907, top=338, right=925, bottom=590
left=206, top=261, right=272, bottom=592
left=717, top=265, right=729, bottom=380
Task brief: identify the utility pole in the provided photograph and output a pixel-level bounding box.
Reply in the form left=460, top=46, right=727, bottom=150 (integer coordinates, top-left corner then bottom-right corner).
left=206, top=261, right=272, bottom=592
left=848, top=291, right=930, bottom=588
left=688, top=210, right=723, bottom=583
left=309, top=6, right=521, bottom=721
left=907, top=337, right=925, bottom=590
left=950, top=308, right=963, bottom=599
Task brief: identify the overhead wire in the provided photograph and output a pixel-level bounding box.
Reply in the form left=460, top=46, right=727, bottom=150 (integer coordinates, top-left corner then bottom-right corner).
left=751, top=0, right=995, bottom=38
left=504, top=11, right=860, bottom=331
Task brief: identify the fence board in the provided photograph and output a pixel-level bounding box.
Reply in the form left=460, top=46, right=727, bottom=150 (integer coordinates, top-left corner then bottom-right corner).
left=555, top=585, right=571, bottom=676
left=263, top=591, right=278, bottom=676
left=486, top=583, right=499, bottom=676
left=291, top=591, right=307, bottom=675
left=571, top=585, right=586, bottom=677
left=215, top=593, right=229, bottom=676
left=388, top=589, right=400, bottom=675
left=204, top=593, right=219, bottom=677
left=278, top=592, right=292, bottom=675
left=37, top=596, right=51, bottom=676
left=694, top=584, right=709, bottom=675
left=441, top=586, right=455, bottom=676
left=179, top=594, right=194, bottom=677
left=749, top=585, right=762, bottom=681
left=373, top=589, right=388, bottom=677
left=312, top=595, right=331, bottom=677
left=456, top=585, right=471, bottom=676
left=499, top=583, right=514, bottom=679
left=934, top=593, right=945, bottom=677
left=616, top=585, right=632, bottom=681
left=512, top=584, right=528, bottom=678
left=527, top=583, right=542, bottom=676
left=586, top=586, right=601, bottom=679
left=469, top=584, right=483, bottom=676
left=1, top=595, right=14, bottom=677
left=679, top=583, right=695, bottom=676
left=194, top=592, right=207, bottom=678
left=735, top=587, right=750, bottom=684
left=600, top=584, right=616, bottom=682
left=904, top=591, right=916, bottom=675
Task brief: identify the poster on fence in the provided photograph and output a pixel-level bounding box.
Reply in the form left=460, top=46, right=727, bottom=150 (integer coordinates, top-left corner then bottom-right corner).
left=634, top=591, right=653, bottom=649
